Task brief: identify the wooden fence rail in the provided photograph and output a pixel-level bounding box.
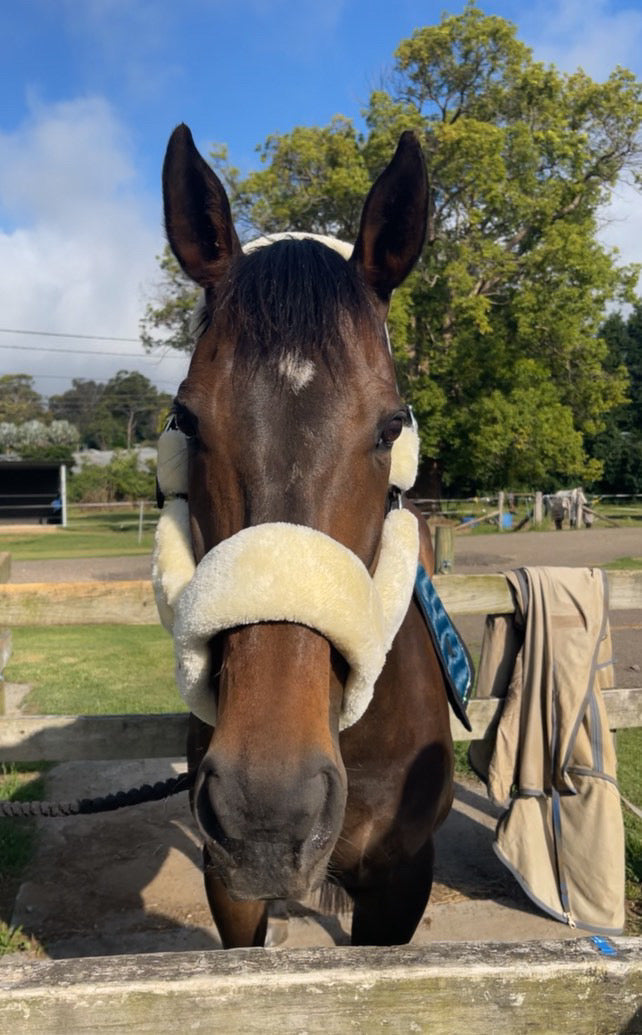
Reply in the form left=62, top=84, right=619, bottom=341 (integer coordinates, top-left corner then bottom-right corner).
left=2, top=569, right=641, bottom=624
left=1, top=938, right=640, bottom=1034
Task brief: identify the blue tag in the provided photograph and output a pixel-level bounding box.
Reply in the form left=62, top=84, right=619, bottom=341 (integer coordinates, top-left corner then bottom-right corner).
left=590, top=936, right=617, bottom=956
left=414, top=563, right=474, bottom=731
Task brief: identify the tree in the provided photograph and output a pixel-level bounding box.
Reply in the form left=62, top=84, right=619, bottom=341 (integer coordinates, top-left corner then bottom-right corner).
left=235, top=117, right=371, bottom=240
left=49, top=379, right=106, bottom=447
left=0, top=374, right=46, bottom=423
left=99, top=371, right=172, bottom=449
left=0, top=419, right=79, bottom=462
left=49, top=372, right=172, bottom=449
left=141, top=4, right=642, bottom=490
left=140, top=248, right=201, bottom=354
left=588, top=306, right=642, bottom=492
left=363, top=4, right=641, bottom=488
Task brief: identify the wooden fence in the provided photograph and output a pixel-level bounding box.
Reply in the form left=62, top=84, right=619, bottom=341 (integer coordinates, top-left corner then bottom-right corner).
left=1, top=566, right=641, bottom=760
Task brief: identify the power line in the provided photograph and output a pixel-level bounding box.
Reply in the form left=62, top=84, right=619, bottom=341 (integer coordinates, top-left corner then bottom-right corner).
left=0, top=326, right=139, bottom=343
left=0, top=342, right=178, bottom=360
left=1, top=372, right=179, bottom=387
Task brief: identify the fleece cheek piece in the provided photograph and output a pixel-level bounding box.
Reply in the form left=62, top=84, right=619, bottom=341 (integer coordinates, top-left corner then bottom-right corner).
left=389, top=419, right=419, bottom=493
left=151, top=497, right=419, bottom=730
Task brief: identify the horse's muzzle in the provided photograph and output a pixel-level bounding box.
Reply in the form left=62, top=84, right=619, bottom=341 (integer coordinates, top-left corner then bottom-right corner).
left=194, top=752, right=346, bottom=899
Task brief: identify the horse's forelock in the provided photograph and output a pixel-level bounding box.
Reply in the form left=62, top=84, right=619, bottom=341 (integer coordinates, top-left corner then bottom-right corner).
left=190, top=236, right=378, bottom=380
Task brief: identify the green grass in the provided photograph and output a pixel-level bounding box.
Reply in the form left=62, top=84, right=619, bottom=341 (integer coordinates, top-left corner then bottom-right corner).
left=0, top=765, right=46, bottom=874
left=4, top=626, right=183, bottom=715
left=617, top=729, right=642, bottom=931
left=603, top=557, right=642, bottom=571
left=0, top=510, right=157, bottom=561
left=0, top=764, right=48, bottom=956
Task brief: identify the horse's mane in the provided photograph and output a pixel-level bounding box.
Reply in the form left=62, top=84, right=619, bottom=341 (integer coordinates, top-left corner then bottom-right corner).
left=212, top=237, right=377, bottom=377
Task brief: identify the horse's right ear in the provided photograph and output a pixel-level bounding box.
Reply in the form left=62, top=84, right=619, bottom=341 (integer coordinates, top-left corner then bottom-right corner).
left=351, top=131, right=428, bottom=310
left=162, top=123, right=242, bottom=288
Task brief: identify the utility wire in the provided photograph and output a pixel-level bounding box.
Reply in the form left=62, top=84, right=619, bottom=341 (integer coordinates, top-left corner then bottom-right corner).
left=0, top=326, right=139, bottom=343
left=0, top=343, right=178, bottom=360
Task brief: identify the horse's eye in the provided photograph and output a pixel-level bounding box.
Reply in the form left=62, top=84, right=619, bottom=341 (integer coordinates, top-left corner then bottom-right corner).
left=173, top=402, right=198, bottom=439
left=378, top=415, right=404, bottom=450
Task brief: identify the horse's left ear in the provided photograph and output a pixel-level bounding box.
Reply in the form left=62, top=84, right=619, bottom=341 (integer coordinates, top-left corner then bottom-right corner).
left=162, top=123, right=242, bottom=288
left=351, top=131, right=428, bottom=307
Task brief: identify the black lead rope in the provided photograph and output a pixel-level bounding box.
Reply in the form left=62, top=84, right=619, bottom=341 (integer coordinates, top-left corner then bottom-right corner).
left=0, top=769, right=196, bottom=819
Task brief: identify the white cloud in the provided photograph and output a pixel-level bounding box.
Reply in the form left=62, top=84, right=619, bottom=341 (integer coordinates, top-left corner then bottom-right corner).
left=521, top=1, right=642, bottom=290
left=597, top=178, right=642, bottom=282
left=524, top=0, right=642, bottom=80
left=0, top=96, right=189, bottom=400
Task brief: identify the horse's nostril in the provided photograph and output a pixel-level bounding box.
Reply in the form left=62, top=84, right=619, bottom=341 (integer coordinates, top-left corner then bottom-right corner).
left=195, top=766, right=229, bottom=845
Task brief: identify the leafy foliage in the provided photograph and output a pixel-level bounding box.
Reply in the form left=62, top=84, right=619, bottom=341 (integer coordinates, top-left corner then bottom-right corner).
left=68, top=452, right=156, bottom=502
left=0, top=374, right=45, bottom=423
left=49, top=372, right=172, bottom=449
left=0, top=419, right=79, bottom=462
left=140, top=249, right=201, bottom=354
left=588, top=305, right=642, bottom=492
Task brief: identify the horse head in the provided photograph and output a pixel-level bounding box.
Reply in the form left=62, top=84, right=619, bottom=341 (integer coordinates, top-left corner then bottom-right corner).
left=156, top=124, right=428, bottom=901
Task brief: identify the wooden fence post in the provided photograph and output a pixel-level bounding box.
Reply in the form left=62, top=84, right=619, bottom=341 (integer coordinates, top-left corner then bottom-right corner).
left=498, top=491, right=504, bottom=531
left=0, top=552, right=11, bottom=716
left=534, top=491, right=543, bottom=524
left=434, top=525, right=454, bottom=574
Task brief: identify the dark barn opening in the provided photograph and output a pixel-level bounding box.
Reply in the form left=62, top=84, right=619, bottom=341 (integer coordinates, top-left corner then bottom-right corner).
left=0, top=461, right=67, bottom=525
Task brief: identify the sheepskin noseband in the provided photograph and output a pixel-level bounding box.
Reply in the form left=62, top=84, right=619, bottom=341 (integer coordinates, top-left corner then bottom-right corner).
left=153, top=432, right=420, bottom=730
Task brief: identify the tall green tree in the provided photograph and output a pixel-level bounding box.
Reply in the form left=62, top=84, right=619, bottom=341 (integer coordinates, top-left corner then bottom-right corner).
left=360, top=4, right=640, bottom=488
left=99, top=371, right=172, bottom=449
left=140, top=248, right=201, bottom=354
left=589, top=306, right=642, bottom=492
left=141, top=4, right=642, bottom=490
left=49, top=379, right=106, bottom=445
left=49, top=372, right=171, bottom=449
left=0, top=374, right=46, bottom=423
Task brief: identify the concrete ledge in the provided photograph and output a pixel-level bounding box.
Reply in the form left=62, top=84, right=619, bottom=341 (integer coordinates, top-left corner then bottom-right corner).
left=0, top=938, right=640, bottom=1033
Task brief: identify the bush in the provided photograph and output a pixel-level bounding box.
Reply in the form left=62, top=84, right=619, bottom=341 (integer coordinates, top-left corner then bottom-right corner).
left=68, top=452, right=156, bottom=503
left=0, top=419, right=79, bottom=463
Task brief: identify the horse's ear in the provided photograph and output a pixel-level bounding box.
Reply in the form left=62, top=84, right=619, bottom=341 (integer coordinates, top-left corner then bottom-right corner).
left=351, top=131, right=428, bottom=307
left=162, top=123, right=241, bottom=288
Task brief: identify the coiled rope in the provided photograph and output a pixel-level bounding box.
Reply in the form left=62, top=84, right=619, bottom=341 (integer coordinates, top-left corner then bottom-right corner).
left=0, top=769, right=196, bottom=818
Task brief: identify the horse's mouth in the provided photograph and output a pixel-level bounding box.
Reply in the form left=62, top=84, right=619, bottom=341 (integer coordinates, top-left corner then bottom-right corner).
left=203, top=835, right=334, bottom=901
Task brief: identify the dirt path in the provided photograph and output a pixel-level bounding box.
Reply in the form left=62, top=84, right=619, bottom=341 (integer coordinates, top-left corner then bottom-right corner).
left=8, top=524, right=642, bottom=584
left=3, top=527, right=640, bottom=959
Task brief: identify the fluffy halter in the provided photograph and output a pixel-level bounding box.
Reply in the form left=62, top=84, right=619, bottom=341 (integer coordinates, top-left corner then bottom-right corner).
left=152, top=234, right=421, bottom=730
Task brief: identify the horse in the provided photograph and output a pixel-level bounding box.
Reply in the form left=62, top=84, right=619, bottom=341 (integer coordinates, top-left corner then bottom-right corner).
left=154, top=123, right=454, bottom=948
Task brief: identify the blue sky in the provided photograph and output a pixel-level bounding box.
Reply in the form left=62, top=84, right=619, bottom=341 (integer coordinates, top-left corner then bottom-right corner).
left=1, top=0, right=642, bottom=398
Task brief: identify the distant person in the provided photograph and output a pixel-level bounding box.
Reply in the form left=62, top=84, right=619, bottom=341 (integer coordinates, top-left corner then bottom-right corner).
left=48, top=495, right=62, bottom=525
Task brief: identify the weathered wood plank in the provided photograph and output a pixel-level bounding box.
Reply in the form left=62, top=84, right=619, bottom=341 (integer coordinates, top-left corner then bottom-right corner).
left=1, top=688, right=640, bottom=761
left=434, top=569, right=642, bottom=614
left=0, top=939, right=639, bottom=1034
left=0, top=551, right=11, bottom=583
left=0, top=579, right=158, bottom=625
left=1, top=570, right=640, bottom=626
